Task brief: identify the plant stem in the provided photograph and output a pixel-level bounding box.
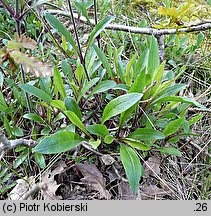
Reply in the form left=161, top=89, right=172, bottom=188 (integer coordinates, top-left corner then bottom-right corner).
left=67, top=0, right=90, bottom=81
left=94, top=0, right=101, bottom=48
left=15, top=1, right=32, bottom=113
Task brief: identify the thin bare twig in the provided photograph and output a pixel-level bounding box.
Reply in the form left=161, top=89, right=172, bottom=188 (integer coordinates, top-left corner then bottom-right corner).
left=0, top=132, right=37, bottom=154
left=47, top=10, right=211, bottom=36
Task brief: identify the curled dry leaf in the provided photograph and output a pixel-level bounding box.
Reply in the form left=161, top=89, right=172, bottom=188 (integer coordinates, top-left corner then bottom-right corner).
left=10, top=51, right=53, bottom=77
left=9, top=176, right=35, bottom=200
left=76, top=163, right=111, bottom=199
left=8, top=33, right=37, bottom=50
left=41, top=161, right=67, bottom=200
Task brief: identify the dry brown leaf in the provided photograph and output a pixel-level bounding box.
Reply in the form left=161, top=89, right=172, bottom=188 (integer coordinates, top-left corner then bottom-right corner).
left=141, top=185, right=171, bottom=200
left=10, top=50, right=53, bottom=77
left=118, top=182, right=137, bottom=200
left=9, top=176, right=35, bottom=200
left=76, top=163, right=111, bottom=199
left=41, top=161, right=67, bottom=200
left=143, top=156, right=161, bottom=177
left=8, top=33, right=37, bottom=50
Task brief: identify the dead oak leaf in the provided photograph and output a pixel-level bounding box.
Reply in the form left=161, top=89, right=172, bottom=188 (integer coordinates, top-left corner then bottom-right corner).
left=76, top=163, right=111, bottom=199
left=41, top=161, right=67, bottom=200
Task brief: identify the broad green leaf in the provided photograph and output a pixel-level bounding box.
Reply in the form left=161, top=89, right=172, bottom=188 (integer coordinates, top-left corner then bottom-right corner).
left=23, top=113, right=46, bottom=125
left=50, top=100, right=66, bottom=111
left=102, top=93, right=143, bottom=123
left=163, top=118, right=185, bottom=136
left=65, top=97, right=82, bottom=120
left=86, top=124, right=109, bottom=138
left=123, top=138, right=151, bottom=151
left=34, top=152, right=46, bottom=169
left=87, top=16, right=114, bottom=51
left=53, top=67, right=66, bottom=99
left=148, top=36, right=160, bottom=76
left=89, top=80, right=116, bottom=97
left=188, top=114, right=203, bottom=125
left=77, top=77, right=100, bottom=102
left=20, top=84, right=52, bottom=104
left=120, top=144, right=143, bottom=193
left=157, top=147, right=182, bottom=157
left=34, top=131, right=84, bottom=154
left=93, top=44, right=114, bottom=78
left=128, top=128, right=165, bottom=140
left=64, top=110, right=91, bottom=138
left=45, top=13, right=77, bottom=53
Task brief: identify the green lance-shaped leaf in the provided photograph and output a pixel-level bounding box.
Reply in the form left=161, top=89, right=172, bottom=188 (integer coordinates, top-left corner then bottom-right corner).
left=77, top=77, right=100, bottom=102
left=33, top=152, right=46, bottom=169
left=128, top=128, right=165, bottom=140
left=120, top=144, right=143, bottom=193
left=148, top=35, right=160, bottom=76
left=89, top=80, right=116, bottom=98
left=23, top=113, right=46, bottom=125
left=50, top=100, right=66, bottom=111
left=34, top=131, right=84, bottom=154
left=163, top=118, right=185, bottom=136
left=64, top=110, right=92, bottom=138
left=53, top=67, right=66, bottom=100
left=123, top=138, right=151, bottom=151
left=45, top=13, right=78, bottom=54
left=156, top=147, right=182, bottom=157
left=65, top=97, right=82, bottom=120
left=93, top=44, right=114, bottom=78
left=150, top=96, right=207, bottom=109
left=20, top=84, right=52, bottom=104
left=86, top=16, right=115, bottom=51
left=102, top=93, right=143, bottom=123
left=0, top=91, right=9, bottom=113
